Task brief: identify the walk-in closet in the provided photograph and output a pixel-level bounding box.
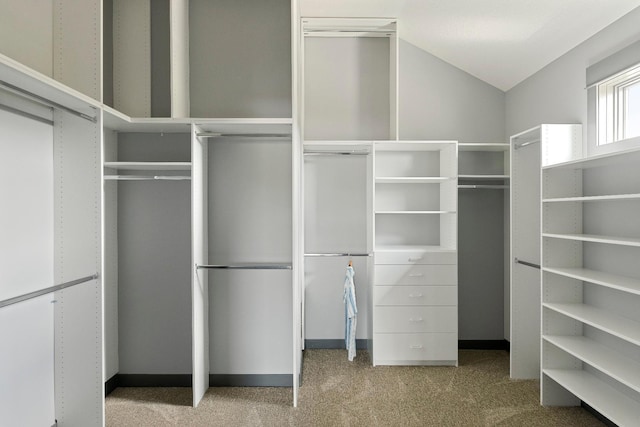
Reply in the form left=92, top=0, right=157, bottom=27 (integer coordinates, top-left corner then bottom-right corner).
left=2, top=0, right=640, bottom=425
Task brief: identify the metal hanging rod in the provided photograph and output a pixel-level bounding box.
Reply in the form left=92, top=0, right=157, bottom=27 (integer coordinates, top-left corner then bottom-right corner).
left=305, top=253, right=372, bottom=257
left=304, top=151, right=370, bottom=156
left=0, top=102, right=53, bottom=126
left=104, top=175, right=191, bottom=181
left=0, top=79, right=97, bottom=123
left=0, top=274, right=99, bottom=309
left=458, top=185, right=509, bottom=190
left=196, top=264, right=292, bottom=270
left=514, top=258, right=541, bottom=270
left=513, top=139, right=540, bottom=150
left=196, top=132, right=291, bottom=139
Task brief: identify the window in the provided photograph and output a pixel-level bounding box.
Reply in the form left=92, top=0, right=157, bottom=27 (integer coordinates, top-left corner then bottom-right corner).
left=597, top=63, right=640, bottom=145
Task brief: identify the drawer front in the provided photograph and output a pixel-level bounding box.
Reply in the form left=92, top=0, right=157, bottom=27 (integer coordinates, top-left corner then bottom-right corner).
left=374, top=333, right=457, bottom=362
left=374, top=286, right=457, bottom=306
left=374, top=306, right=456, bottom=333
left=374, top=265, right=457, bottom=286
left=375, top=250, right=457, bottom=265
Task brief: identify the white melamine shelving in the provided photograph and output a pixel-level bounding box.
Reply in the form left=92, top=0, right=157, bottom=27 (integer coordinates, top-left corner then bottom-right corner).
left=541, top=143, right=640, bottom=425
left=544, top=335, right=640, bottom=393
left=543, top=369, right=640, bottom=427
left=372, top=141, right=458, bottom=367
left=104, top=161, right=192, bottom=171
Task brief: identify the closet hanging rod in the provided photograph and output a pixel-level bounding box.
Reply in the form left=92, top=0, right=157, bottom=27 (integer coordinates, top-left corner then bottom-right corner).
left=0, top=102, right=53, bottom=126
left=196, top=264, right=292, bottom=270
left=304, top=151, right=370, bottom=156
left=0, top=79, right=97, bottom=123
left=305, top=253, right=372, bottom=257
left=513, top=139, right=540, bottom=150
left=0, top=273, right=99, bottom=309
left=104, top=175, right=191, bottom=181
left=458, top=185, right=509, bottom=190
left=196, top=132, right=291, bottom=139
left=514, top=258, right=540, bottom=270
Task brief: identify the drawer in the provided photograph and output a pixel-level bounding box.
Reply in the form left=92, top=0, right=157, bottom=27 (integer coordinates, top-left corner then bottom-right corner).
left=374, top=306, right=456, bottom=333
left=374, top=333, right=458, bottom=362
left=374, top=286, right=457, bottom=306
left=374, top=265, right=457, bottom=286
left=375, top=250, right=456, bottom=265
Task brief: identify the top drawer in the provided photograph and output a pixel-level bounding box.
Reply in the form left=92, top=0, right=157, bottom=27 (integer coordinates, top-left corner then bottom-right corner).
left=375, top=250, right=457, bottom=265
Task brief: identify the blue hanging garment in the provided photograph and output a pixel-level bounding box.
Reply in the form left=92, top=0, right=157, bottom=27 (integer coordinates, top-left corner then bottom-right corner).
left=344, top=264, right=358, bottom=361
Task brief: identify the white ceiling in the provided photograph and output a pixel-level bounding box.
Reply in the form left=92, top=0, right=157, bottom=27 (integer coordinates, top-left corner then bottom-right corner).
left=299, top=0, right=640, bottom=91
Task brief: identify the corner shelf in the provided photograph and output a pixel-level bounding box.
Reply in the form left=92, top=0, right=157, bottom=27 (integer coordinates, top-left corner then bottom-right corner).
left=376, top=177, right=451, bottom=184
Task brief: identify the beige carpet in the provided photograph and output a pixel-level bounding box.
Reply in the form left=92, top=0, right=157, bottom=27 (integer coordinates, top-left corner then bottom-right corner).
left=106, top=350, right=604, bottom=426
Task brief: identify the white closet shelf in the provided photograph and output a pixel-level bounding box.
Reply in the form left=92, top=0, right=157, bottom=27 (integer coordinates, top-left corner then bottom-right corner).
left=542, top=145, right=640, bottom=170
left=543, top=193, right=640, bottom=203
left=543, top=369, right=640, bottom=427
left=375, top=141, right=457, bottom=151
left=543, top=267, right=640, bottom=296
left=375, top=245, right=457, bottom=253
left=375, top=210, right=455, bottom=215
left=104, top=162, right=192, bottom=171
left=544, top=335, right=640, bottom=393
left=542, top=233, right=640, bottom=247
left=458, top=174, right=509, bottom=180
left=376, top=177, right=453, bottom=184
left=458, top=143, right=509, bottom=152
left=543, top=302, right=640, bottom=346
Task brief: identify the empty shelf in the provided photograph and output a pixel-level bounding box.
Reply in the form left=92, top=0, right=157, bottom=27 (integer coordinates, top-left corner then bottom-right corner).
left=375, top=177, right=452, bottom=184
left=375, top=210, right=455, bottom=215
left=543, top=193, right=640, bottom=203
left=458, top=174, right=509, bottom=180
left=544, top=335, right=640, bottom=393
left=543, top=233, right=640, bottom=248
left=104, top=161, right=192, bottom=170
left=543, top=369, right=640, bottom=427
left=458, top=143, right=509, bottom=152
left=543, top=267, right=640, bottom=296
left=543, top=303, right=640, bottom=346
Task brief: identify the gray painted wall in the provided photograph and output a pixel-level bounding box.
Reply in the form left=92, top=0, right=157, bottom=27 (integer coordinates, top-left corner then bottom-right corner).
left=505, top=7, right=640, bottom=140
left=399, top=39, right=505, bottom=143
left=399, top=39, right=507, bottom=340
left=116, top=133, right=192, bottom=375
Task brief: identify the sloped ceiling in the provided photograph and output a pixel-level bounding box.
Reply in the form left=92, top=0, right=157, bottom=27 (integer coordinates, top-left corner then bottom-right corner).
left=299, top=0, right=640, bottom=91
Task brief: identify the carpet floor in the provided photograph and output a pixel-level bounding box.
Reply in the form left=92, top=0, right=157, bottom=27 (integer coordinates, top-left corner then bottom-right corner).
left=106, top=349, right=604, bottom=426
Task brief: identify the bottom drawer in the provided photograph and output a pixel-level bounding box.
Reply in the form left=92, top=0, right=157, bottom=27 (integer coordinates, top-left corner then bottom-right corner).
left=374, top=333, right=457, bottom=363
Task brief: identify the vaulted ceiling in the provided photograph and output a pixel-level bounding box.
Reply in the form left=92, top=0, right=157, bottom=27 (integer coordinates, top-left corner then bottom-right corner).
left=299, top=0, right=640, bottom=91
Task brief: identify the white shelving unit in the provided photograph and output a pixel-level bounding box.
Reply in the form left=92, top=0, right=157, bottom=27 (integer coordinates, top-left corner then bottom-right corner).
left=541, top=145, right=640, bottom=426
left=458, top=142, right=509, bottom=187
left=372, top=141, right=458, bottom=366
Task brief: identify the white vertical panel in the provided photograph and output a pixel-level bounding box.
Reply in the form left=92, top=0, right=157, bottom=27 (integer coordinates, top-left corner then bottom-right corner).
left=191, top=126, right=208, bottom=407
left=0, top=109, right=53, bottom=301
left=541, top=124, right=582, bottom=167
left=113, top=0, right=151, bottom=116
left=53, top=111, right=103, bottom=426
left=53, top=0, right=101, bottom=100
left=170, top=0, right=190, bottom=118
left=0, top=295, right=55, bottom=427
left=103, top=129, right=119, bottom=380
left=510, top=131, right=541, bottom=379
left=389, top=32, right=398, bottom=140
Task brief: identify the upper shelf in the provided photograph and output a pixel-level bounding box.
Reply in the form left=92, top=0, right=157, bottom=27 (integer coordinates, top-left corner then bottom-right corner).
left=376, top=177, right=452, bottom=184
left=104, top=162, right=191, bottom=171
left=458, top=143, right=509, bottom=152
left=458, top=174, right=509, bottom=180
left=543, top=193, right=640, bottom=203
left=542, top=145, right=640, bottom=170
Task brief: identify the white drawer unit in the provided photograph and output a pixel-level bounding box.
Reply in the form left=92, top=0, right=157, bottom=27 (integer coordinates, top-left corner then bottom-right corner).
left=374, top=249, right=457, bottom=265
left=372, top=141, right=458, bottom=366
left=374, top=306, right=457, bottom=333
left=374, top=285, right=457, bottom=306
left=374, top=264, right=457, bottom=286
left=373, top=333, right=458, bottom=363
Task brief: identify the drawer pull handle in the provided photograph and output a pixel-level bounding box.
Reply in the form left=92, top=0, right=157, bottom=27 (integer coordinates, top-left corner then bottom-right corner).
left=409, top=317, right=424, bottom=322
left=408, top=273, right=424, bottom=277
left=408, top=257, right=423, bottom=262
left=408, top=293, right=424, bottom=298
left=409, top=344, right=424, bottom=349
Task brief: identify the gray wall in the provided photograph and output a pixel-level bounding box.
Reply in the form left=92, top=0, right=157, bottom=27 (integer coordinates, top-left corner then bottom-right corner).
left=116, top=133, right=192, bottom=375
left=505, top=7, right=640, bottom=140
left=399, top=39, right=505, bottom=143
left=399, top=39, right=507, bottom=341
